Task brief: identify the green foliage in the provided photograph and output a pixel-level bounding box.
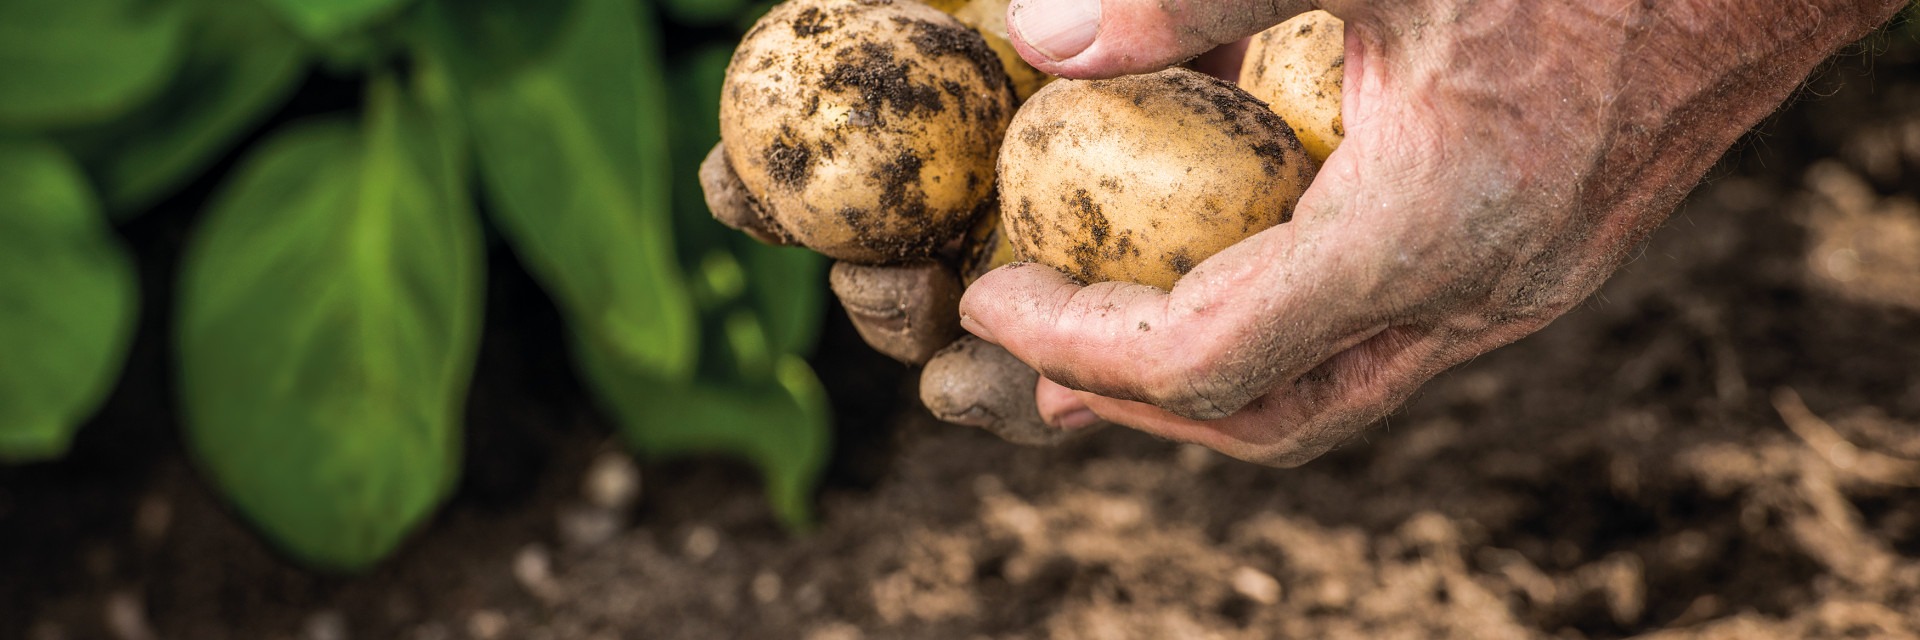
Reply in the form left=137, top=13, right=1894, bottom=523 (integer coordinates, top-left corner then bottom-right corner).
left=448, top=0, right=701, bottom=380
left=259, top=0, right=417, bottom=42
left=0, top=140, right=139, bottom=461
left=62, top=0, right=307, bottom=214
left=0, top=0, right=832, bottom=569
left=0, top=1, right=188, bottom=129
left=176, top=77, right=482, bottom=570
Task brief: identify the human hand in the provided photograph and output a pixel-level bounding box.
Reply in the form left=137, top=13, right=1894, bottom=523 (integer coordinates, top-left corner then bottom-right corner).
left=963, top=0, right=1907, bottom=465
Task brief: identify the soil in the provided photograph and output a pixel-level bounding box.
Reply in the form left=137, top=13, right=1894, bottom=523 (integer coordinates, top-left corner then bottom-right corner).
left=6, top=31, right=1920, bottom=640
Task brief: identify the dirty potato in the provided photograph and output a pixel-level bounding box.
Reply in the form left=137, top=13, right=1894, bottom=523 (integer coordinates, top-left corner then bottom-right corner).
left=1240, top=10, right=1345, bottom=163
left=720, top=0, right=1016, bottom=264
left=939, top=0, right=1052, bottom=101
left=997, top=68, right=1317, bottom=290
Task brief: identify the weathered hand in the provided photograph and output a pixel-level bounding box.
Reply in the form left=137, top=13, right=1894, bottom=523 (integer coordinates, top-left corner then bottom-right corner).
left=964, top=0, right=1907, bottom=465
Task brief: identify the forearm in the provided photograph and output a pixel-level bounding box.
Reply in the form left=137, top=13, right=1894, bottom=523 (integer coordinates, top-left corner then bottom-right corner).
left=1578, top=0, right=1906, bottom=259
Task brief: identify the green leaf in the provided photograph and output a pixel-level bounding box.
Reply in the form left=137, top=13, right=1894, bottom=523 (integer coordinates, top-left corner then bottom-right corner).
left=666, top=44, right=826, bottom=356
left=257, top=0, right=414, bottom=42
left=405, top=0, right=576, bottom=88
left=449, top=0, right=699, bottom=380
left=735, top=244, right=826, bottom=356
left=176, top=77, right=482, bottom=571
left=64, top=0, right=307, bottom=214
left=0, top=140, right=138, bottom=461
left=0, top=1, right=189, bottom=130
left=578, top=338, right=831, bottom=529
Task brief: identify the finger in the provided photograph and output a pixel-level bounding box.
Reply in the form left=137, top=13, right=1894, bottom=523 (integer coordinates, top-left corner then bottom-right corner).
left=1006, top=0, right=1321, bottom=79
left=1077, top=325, right=1446, bottom=467
left=921, top=337, right=1099, bottom=446
left=700, top=144, right=795, bottom=246
left=1034, top=376, right=1101, bottom=430
left=959, top=198, right=1393, bottom=421
left=831, top=261, right=964, bottom=365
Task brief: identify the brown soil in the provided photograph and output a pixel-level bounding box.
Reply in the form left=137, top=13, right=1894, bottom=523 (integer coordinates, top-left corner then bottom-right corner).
left=7, top=35, right=1920, bottom=640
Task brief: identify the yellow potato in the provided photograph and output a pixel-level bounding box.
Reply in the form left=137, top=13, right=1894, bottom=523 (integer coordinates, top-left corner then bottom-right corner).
left=1239, top=10, right=1345, bottom=163
left=942, top=0, right=1053, bottom=101
left=998, top=68, right=1317, bottom=290
left=720, top=0, right=1015, bottom=264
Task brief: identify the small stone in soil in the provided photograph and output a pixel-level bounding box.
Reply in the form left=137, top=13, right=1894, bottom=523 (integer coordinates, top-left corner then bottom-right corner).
left=1231, top=566, right=1282, bottom=605
left=302, top=610, right=348, bottom=640
left=684, top=525, right=721, bottom=561
left=104, top=590, right=154, bottom=640
left=582, top=451, right=641, bottom=510
left=1176, top=445, right=1216, bottom=473
left=466, top=610, right=508, bottom=640
left=513, top=544, right=563, bottom=604
left=752, top=570, right=783, bottom=603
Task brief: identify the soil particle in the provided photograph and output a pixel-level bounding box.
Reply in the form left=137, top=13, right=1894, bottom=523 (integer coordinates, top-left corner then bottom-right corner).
left=765, top=133, right=816, bottom=191
left=895, top=16, right=1011, bottom=97
left=792, top=6, right=832, bottom=37
left=874, top=151, right=929, bottom=221
left=1169, top=251, right=1195, bottom=276
left=822, top=42, right=946, bottom=125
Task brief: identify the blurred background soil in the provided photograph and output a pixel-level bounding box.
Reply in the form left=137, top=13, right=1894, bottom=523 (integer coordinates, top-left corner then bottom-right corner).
left=5, top=28, right=1920, bottom=640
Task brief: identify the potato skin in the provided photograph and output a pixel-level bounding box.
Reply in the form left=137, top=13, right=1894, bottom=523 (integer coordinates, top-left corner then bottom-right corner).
left=720, top=0, right=1015, bottom=264
left=998, top=68, right=1317, bottom=290
left=1240, top=10, right=1345, bottom=163
left=943, top=0, right=1052, bottom=101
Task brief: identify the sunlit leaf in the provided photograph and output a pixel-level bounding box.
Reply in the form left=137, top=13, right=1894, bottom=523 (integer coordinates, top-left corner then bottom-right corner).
left=0, top=140, right=138, bottom=461
left=65, top=0, right=306, bottom=214
left=578, top=339, right=831, bottom=529
left=176, top=77, right=481, bottom=570
left=256, top=0, right=414, bottom=42
left=0, top=1, right=188, bottom=129
left=448, top=0, right=699, bottom=380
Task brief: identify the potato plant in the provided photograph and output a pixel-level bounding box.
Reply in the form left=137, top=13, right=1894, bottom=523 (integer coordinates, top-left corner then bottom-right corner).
left=0, top=0, right=832, bottom=571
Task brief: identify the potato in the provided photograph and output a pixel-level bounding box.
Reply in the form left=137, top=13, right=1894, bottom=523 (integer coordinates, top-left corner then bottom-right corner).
left=959, top=208, right=1018, bottom=284
left=720, top=0, right=1015, bottom=264
left=940, top=0, right=1053, bottom=101
left=1239, top=10, right=1345, bottom=163
left=997, top=68, right=1317, bottom=290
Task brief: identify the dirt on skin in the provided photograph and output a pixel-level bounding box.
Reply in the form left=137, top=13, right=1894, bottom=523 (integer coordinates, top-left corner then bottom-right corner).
left=6, top=34, right=1920, bottom=640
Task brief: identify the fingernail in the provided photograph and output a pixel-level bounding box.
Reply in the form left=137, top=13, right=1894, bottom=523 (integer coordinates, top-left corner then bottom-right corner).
left=1011, top=0, right=1100, bottom=61
left=960, top=313, right=998, bottom=344
left=1053, top=408, right=1101, bottom=430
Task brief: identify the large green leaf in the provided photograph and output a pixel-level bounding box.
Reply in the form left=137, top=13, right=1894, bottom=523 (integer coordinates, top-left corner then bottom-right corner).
left=256, top=0, right=413, bottom=42
left=0, top=1, right=189, bottom=130
left=176, top=78, right=481, bottom=571
left=65, top=0, right=307, bottom=214
left=0, top=140, right=138, bottom=461
left=577, top=336, right=831, bottom=529
left=448, top=0, right=699, bottom=380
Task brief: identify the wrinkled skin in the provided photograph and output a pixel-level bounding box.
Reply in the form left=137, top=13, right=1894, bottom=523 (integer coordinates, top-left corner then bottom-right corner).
left=952, top=0, right=1908, bottom=465
left=708, top=0, right=1906, bottom=461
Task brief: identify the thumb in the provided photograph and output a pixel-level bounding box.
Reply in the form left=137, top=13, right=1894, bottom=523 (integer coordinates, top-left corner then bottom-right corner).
left=1007, top=0, right=1313, bottom=78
